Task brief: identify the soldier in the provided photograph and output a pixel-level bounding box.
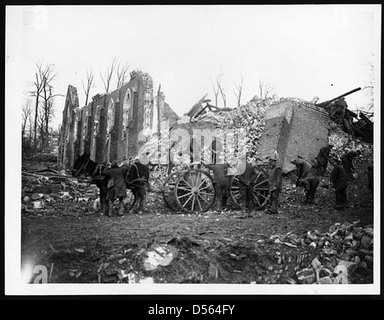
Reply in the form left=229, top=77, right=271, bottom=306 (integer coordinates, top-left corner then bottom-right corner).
left=237, top=161, right=257, bottom=214
left=298, top=176, right=320, bottom=205
left=102, top=160, right=129, bottom=217
left=315, top=144, right=333, bottom=176
left=265, top=154, right=282, bottom=214
left=291, top=157, right=319, bottom=205
left=341, top=150, right=361, bottom=180
left=291, top=157, right=317, bottom=186
left=206, top=163, right=230, bottom=211
left=330, top=160, right=349, bottom=210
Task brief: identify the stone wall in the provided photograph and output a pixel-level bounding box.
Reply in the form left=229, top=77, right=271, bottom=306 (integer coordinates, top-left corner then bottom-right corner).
left=257, top=101, right=331, bottom=173
left=59, top=85, right=79, bottom=169
left=59, top=70, right=160, bottom=169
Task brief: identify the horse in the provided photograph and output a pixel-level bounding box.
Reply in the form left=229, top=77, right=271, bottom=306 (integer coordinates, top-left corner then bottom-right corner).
left=71, top=153, right=150, bottom=215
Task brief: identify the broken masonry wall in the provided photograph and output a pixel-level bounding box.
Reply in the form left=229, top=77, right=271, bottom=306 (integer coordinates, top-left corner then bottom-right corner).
left=60, top=85, right=79, bottom=169
left=256, top=101, right=294, bottom=168
left=284, top=104, right=330, bottom=172
left=73, top=108, right=83, bottom=159
left=90, top=96, right=105, bottom=163
left=105, top=91, right=119, bottom=164
left=135, top=71, right=154, bottom=159
left=256, top=101, right=331, bottom=173
left=59, top=70, right=156, bottom=169
left=80, top=104, right=92, bottom=156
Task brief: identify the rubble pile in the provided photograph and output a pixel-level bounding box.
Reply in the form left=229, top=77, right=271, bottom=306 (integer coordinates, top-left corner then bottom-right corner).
left=256, top=220, right=374, bottom=284
left=193, top=99, right=269, bottom=160
left=21, top=169, right=101, bottom=215
left=328, top=125, right=373, bottom=165
left=72, top=219, right=374, bottom=284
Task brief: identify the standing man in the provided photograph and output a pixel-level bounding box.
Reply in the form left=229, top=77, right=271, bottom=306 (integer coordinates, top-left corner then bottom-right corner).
left=315, top=145, right=333, bottom=176
left=330, top=160, right=349, bottom=210
left=341, top=150, right=361, bottom=180
left=237, top=161, right=257, bottom=214
left=102, top=160, right=129, bottom=217
left=207, top=163, right=230, bottom=211
left=266, top=153, right=282, bottom=214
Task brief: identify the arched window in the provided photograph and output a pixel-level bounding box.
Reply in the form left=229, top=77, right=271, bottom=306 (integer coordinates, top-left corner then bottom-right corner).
left=122, top=89, right=132, bottom=140
left=107, top=99, right=115, bottom=133
left=93, top=105, right=100, bottom=138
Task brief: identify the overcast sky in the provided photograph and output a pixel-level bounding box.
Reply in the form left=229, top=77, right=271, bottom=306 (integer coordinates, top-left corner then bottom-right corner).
left=6, top=5, right=381, bottom=130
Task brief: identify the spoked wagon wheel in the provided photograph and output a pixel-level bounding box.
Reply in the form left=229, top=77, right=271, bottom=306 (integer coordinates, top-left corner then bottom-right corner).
left=162, top=169, right=181, bottom=211
left=175, top=169, right=216, bottom=213
left=229, top=168, right=270, bottom=210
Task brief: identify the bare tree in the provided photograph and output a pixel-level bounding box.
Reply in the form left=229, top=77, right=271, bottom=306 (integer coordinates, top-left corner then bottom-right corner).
left=217, top=72, right=227, bottom=108
left=233, top=75, right=244, bottom=108
left=258, top=79, right=273, bottom=100
left=30, top=63, right=49, bottom=147
left=210, top=78, right=219, bottom=107
left=100, top=58, right=117, bottom=93
left=37, top=108, right=46, bottom=149
left=40, top=68, right=62, bottom=149
left=29, top=63, right=61, bottom=149
left=82, top=68, right=95, bottom=106
left=22, top=100, right=32, bottom=140
left=116, top=62, right=130, bottom=89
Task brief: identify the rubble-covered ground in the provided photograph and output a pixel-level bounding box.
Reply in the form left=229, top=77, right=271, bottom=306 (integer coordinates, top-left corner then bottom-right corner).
left=20, top=150, right=374, bottom=286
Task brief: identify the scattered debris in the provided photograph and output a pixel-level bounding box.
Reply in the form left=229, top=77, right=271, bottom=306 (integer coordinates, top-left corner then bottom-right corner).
left=143, top=244, right=178, bottom=271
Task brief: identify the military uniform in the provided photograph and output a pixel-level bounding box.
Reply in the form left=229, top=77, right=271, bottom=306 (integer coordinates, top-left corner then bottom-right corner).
left=291, top=158, right=317, bottom=185
left=341, top=150, right=361, bottom=180
left=207, top=163, right=230, bottom=211
left=102, top=163, right=129, bottom=216
left=292, top=158, right=319, bottom=205
left=315, top=145, right=333, bottom=176
left=237, top=162, right=257, bottom=212
left=330, top=164, right=348, bottom=210
left=299, top=176, right=319, bottom=204
left=266, top=155, right=282, bottom=214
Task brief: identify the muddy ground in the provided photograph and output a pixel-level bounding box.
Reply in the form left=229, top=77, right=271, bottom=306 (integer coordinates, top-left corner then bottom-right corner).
left=20, top=155, right=374, bottom=286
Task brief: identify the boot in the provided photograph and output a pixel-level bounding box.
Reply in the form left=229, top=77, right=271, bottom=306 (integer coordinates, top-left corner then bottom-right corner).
left=106, top=201, right=113, bottom=217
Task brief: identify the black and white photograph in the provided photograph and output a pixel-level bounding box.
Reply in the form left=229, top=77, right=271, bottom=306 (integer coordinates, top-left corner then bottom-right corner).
left=4, top=4, right=381, bottom=298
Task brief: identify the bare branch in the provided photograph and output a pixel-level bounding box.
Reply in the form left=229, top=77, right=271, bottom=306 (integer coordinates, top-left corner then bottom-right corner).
left=217, top=72, right=226, bottom=108
left=82, top=68, right=95, bottom=106
left=210, top=78, right=219, bottom=107
left=22, top=100, right=32, bottom=138
left=258, top=79, right=273, bottom=100
left=233, top=74, right=244, bottom=108
left=100, top=58, right=117, bottom=93
left=116, top=62, right=130, bottom=89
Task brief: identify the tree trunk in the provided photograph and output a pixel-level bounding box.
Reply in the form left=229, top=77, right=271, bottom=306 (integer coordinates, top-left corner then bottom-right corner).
left=33, top=96, right=39, bottom=147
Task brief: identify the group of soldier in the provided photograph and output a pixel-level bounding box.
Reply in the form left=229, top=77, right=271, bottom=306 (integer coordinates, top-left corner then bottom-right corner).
left=207, top=144, right=372, bottom=215
left=100, top=143, right=372, bottom=216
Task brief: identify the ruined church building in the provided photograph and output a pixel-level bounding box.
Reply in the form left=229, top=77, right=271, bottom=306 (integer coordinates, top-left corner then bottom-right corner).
left=58, top=70, right=178, bottom=169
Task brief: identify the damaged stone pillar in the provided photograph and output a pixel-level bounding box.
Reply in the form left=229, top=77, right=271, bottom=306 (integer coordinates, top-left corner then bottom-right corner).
left=80, top=104, right=92, bottom=156
left=106, top=96, right=120, bottom=163
left=60, top=85, right=79, bottom=169
left=257, top=100, right=331, bottom=173
left=73, top=108, right=82, bottom=159
left=96, top=97, right=108, bottom=164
